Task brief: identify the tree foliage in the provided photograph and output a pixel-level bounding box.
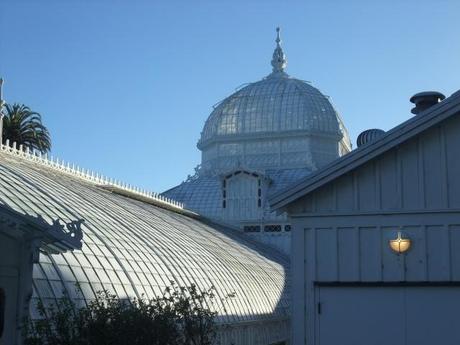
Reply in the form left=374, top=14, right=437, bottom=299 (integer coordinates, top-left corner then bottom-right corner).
left=23, top=283, right=222, bottom=345
left=2, top=103, right=51, bottom=153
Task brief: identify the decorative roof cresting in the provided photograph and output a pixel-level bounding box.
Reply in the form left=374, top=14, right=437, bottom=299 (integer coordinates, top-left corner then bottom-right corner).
left=270, top=27, right=287, bottom=76
left=0, top=140, right=191, bottom=215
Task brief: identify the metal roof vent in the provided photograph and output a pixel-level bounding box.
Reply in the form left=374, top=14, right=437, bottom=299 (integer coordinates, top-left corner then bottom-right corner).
left=356, top=129, right=386, bottom=148
left=410, top=91, right=445, bottom=115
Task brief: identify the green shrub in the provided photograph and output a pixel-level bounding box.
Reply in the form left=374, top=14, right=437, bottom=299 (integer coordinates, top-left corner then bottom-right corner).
left=24, top=282, right=223, bottom=345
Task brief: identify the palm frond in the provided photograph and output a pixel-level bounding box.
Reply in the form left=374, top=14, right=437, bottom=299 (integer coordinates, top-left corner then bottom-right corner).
left=2, top=103, right=52, bottom=153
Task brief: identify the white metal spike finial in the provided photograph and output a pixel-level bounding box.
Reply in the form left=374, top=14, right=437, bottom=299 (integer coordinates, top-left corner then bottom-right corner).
left=271, top=27, right=287, bottom=74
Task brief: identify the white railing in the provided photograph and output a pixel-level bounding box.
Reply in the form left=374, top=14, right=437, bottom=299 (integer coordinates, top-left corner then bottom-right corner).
left=0, top=140, right=186, bottom=211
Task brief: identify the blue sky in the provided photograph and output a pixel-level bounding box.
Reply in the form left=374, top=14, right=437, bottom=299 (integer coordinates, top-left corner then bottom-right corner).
left=1, top=0, right=459, bottom=192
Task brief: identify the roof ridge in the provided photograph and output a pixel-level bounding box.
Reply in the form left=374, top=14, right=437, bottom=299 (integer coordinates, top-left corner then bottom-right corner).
left=0, top=140, right=193, bottom=215
left=269, top=89, right=460, bottom=209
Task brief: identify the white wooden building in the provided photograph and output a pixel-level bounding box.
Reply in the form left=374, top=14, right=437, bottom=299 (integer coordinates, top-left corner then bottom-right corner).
left=270, top=89, right=460, bottom=345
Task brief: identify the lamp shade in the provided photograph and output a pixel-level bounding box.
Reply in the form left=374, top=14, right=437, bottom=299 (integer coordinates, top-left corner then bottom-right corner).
left=389, top=231, right=411, bottom=254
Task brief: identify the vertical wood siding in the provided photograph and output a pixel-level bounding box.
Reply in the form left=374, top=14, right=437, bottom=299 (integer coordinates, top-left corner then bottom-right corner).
left=290, top=218, right=306, bottom=345
left=296, top=216, right=460, bottom=345
left=287, top=114, right=460, bottom=345
left=289, top=114, right=460, bottom=215
left=300, top=216, right=460, bottom=283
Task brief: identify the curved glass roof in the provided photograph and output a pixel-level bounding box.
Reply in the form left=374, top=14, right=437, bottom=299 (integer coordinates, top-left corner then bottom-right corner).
left=0, top=151, right=289, bottom=324
left=199, top=75, right=347, bottom=147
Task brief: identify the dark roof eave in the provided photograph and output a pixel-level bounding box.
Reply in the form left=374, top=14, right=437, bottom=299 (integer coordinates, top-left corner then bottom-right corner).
left=269, top=89, right=460, bottom=210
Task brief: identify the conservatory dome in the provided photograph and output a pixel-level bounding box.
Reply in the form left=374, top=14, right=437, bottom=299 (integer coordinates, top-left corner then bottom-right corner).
left=199, top=76, right=348, bottom=146
left=164, top=28, right=352, bottom=255
left=198, top=28, right=350, bottom=151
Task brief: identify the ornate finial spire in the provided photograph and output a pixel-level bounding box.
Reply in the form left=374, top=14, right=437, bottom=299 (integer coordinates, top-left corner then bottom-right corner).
left=271, top=27, right=287, bottom=74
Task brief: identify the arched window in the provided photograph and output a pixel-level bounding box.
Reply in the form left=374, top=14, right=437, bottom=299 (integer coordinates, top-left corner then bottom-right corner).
left=222, top=170, right=263, bottom=221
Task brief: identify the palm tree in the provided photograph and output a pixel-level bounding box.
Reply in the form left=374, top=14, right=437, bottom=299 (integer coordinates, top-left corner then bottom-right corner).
left=2, top=103, right=51, bottom=153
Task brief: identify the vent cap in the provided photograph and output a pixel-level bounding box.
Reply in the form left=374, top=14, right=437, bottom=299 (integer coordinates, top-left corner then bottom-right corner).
left=357, top=129, right=386, bottom=147
left=410, top=91, right=445, bottom=115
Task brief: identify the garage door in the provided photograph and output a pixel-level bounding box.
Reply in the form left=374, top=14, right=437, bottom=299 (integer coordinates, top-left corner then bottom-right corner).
left=317, top=286, right=460, bottom=345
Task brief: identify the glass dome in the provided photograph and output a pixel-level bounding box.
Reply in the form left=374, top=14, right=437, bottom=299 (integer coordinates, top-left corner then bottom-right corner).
left=165, top=29, right=352, bottom=242
left=198, top=28, right=350, bottom=151
left=198, top=74, right=349, bottom=148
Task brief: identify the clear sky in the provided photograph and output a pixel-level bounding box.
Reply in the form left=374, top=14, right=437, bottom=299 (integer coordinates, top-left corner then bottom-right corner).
left=1, top=0, right=459, bottom=192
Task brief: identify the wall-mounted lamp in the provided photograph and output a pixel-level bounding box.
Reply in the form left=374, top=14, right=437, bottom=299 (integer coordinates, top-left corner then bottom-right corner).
left=389, top=231, right=411, bottom=254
